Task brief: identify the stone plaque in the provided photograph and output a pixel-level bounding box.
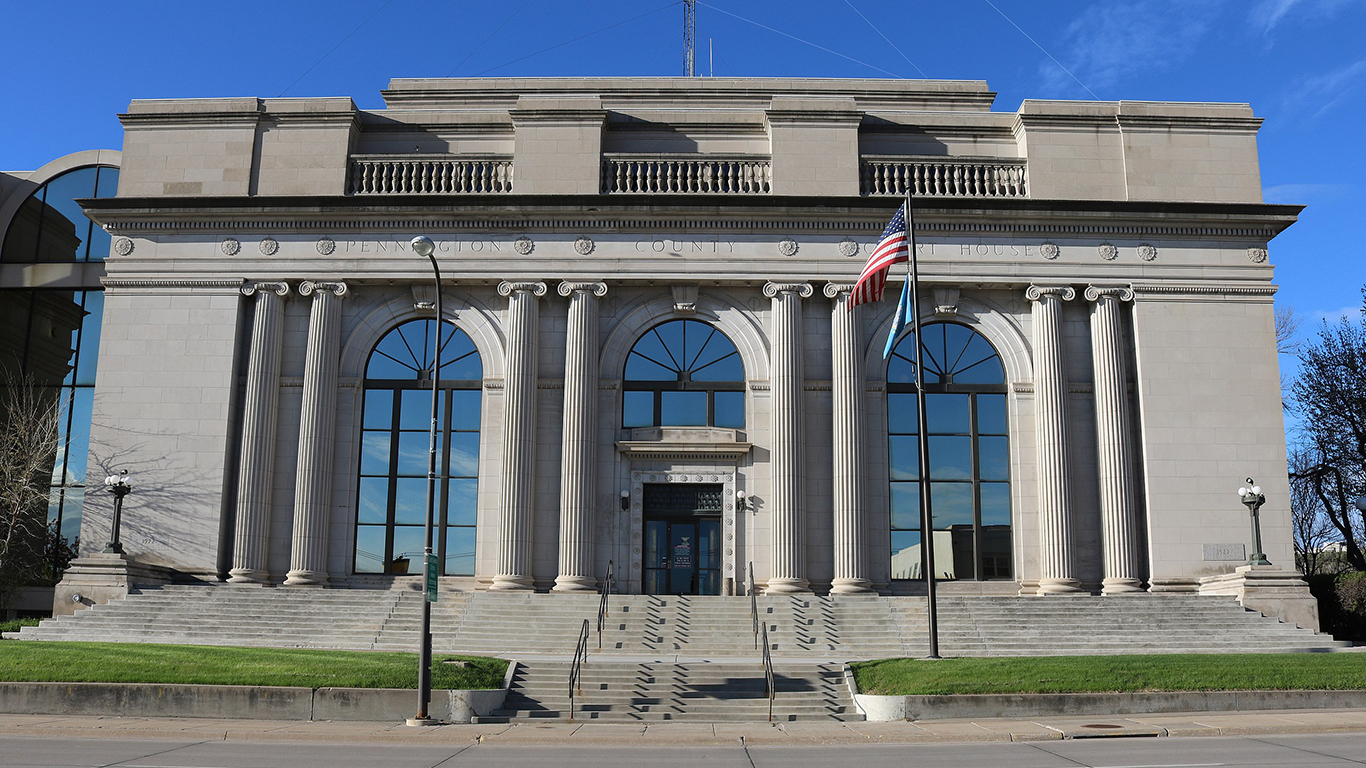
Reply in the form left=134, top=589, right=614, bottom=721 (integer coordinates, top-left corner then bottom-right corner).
left=1203, top=543, right=1246, bottom=561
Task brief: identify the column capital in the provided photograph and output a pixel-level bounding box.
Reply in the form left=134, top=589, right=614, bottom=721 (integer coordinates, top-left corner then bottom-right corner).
left=242, top=281, right=290, bottom=298
left=498, top=280, right=548, bottom=297
left=557, top=281, right=608, bottom=298
left=1026, top=284, right=1076, bottom=302
left=823, top=282, right=856, bottom=299
left=764, top=282, right=814, bottom=299
left=298, top=280, right=348, bottom=297
left=1084, top=285, right=1135, bottom=302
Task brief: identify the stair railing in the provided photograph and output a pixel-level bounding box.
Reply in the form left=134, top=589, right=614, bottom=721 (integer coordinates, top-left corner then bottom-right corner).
left=568, top=617, right=589, bottom=722
left=596, top=559, right=614, bottom=651
left=748, top=561, right=758, bottom=650
left=761, top=620, right=774, bottom=723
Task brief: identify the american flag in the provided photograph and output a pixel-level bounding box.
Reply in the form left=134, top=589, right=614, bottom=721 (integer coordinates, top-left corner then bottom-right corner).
left=850, top=204, right=910, bottom=308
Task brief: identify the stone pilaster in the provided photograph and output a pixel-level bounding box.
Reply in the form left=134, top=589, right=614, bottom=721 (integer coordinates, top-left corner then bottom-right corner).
left=1085, top=286, right=1145, bottom=594
left=764, top=281, right=813, bottom=594
left=554, top=281, right=607, bottom=592
left=825, top=283, right=873, bottom=594
left=492, top=280, right=547, bottom=591
left=1026, top=285, right=1082, bottom=594
left=228, top=281, right=290, bottom=584
left=284, top=280, right=347, bottom=587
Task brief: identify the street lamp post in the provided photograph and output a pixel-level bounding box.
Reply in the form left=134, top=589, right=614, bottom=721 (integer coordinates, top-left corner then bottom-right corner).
left=103, top=470, right=131, bottom=554
left=1237, top=477, right=1272, bottom=566
left=408, top=235, right=442, bottom=726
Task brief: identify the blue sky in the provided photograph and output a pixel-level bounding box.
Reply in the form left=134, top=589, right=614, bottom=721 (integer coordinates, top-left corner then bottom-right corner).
left=4, top=0, right=1363, bottom=332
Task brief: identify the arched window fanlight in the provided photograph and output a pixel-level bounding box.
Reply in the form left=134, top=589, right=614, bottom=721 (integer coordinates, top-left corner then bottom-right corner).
left=622, top=319, right=745, bottom=429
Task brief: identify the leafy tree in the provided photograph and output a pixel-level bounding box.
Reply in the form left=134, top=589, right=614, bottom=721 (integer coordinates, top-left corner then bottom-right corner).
left=1289, top=293, right=1366, bottom=573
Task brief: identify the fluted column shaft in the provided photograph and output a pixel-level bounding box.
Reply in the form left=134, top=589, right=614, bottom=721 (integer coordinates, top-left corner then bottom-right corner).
left=285, top=280, right=347, bottom=587
left=1027, top=285, right=1082, bottom=594
left=1086, top=286, right=1145, bottom=594
left=765, top=282, right=813, bottom=594
left=826, top=283, right=873, bottom=594
left=554, top=281, right=607, bottom=592
left=229, top=282, right=290, bottom=584
left=492, top=280, right=546, bottom=590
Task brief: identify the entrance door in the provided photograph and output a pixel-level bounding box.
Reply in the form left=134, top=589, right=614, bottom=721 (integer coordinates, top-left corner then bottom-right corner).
left=641, top=483, right=723, bottom=595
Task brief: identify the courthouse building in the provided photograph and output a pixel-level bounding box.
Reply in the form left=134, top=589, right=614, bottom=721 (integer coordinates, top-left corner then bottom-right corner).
left=0, top=77, right=1306, bottom=615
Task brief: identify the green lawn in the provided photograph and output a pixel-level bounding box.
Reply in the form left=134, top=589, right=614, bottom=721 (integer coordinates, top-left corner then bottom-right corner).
left=851, top=654, right=1366, bottom=696
left=0, top=642, right=507, bottom=690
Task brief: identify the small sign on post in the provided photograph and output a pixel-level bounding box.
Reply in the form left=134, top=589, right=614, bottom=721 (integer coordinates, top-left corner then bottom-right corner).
left=425, top=553, right=438, bottom=603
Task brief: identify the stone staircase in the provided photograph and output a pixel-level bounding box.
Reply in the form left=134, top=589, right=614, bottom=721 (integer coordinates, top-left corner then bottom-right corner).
left=486, top=660, right=856, bottom=722
left=6, top=586, right=1351, bottom=657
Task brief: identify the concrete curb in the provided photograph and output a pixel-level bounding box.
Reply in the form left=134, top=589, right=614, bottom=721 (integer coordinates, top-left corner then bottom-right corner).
left=854, top=689, right=1366, bottom=721
left=0, top=682, right=507, bottom=723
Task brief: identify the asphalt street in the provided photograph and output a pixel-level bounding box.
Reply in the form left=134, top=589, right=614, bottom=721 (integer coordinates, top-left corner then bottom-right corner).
left=4, top=733, right=1366, bottom=768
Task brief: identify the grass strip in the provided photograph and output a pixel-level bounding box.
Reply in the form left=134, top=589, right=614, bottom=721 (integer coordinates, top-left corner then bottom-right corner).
left=0, top=642, right=507, bottom=690
left=851, top=654, right=1366, bottom=696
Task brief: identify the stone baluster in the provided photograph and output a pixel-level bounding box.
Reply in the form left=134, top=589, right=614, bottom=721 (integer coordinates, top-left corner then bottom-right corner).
left=492, top=280, right=547, bottom=591
left=1026, top=285, right=1082, bottom=594
left=825, top=283, right=873, bottom=594
left=228, top=281, right=290, bottom=584
left=764, top=282, right=814, bottom=594
left=285, top=280, right=347, bottom=587
left=1086, top=286, right=1145, bottom=594
left=553, top=281, right=608, bottom=592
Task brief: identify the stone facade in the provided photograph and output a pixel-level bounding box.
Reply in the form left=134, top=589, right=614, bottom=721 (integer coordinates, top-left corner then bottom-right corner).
left=43, top=78, right=1306, bottom=619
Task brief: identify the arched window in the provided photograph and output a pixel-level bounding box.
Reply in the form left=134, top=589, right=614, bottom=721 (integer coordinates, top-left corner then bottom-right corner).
left=887, top=322, right=1011, bottom=581
left=622, top=319, right=745, bottom=429
left=2, top=165, right=119, bottom=263
left=355, top=319, right=482, bottom=576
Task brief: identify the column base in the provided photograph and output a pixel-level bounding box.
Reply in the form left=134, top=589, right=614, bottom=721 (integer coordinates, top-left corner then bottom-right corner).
left=1101, top=577, right=1145, bottom=595
left=1036, top=578, right=1084, bottom=595
left=282, top=569, right=329, bottom=587
left=489, top=574, right=534, bottom=591
left=765, top=577, right=811, bottom=595
left=829, top=578, right=875, bottom=595
left=227, top=568, right=271, bottom=585
left=551, top=575, right=598, bottom=592
left=1199, top=565, right=1320, bottom=631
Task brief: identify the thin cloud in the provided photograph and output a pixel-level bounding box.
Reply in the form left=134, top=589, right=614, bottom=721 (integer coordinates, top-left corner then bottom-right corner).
left=1309, top=306, right=1362, bottom=323
left=1262, top=182, right=1353, bottom=202
left=1038, top=0, right=1223, bottom=97
left=1281, top=57, right=1366, bottom=121
left=1250, top=0, right=1359, bottom=36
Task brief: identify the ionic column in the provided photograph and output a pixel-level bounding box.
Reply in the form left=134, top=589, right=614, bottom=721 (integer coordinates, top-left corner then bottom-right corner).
left=825, top=283, right=873, bottom=594
left=764, top=281, right=813, bottom=594
left=1026, top=285, right=1082, bottom=594
left=491, top=280, right=546, bottom=591
left=285, top=280, right=347, bottom=587
left=554, top=281, right=607, bottom=592
left=228, top=281, right=290, bottom=584
left=1085, top=286, right=1144, bottom=594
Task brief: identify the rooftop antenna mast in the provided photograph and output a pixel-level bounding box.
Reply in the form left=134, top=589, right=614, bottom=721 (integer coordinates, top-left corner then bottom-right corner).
left=684, top=0, right=696, bottom=76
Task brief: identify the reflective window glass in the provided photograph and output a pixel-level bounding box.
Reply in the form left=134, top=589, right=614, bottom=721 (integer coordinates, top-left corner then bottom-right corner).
left=713, top=391, right=745, bottom=428
left=622, top=391, right=654, bottom=428
left=444, top=526, right=475, bottom=576
left=623, top=320, right=744, bottom=428
left=927, top=435, right=971, bottom=480
left=660, top=391, right=707, bottom=426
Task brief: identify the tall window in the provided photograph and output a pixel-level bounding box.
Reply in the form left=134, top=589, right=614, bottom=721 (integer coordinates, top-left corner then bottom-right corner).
left=887, top=322, right=1011, bottom=581
left=355, top=319, right=481, bottom=576
left=623, top=319, right=744, bottom=428
left=1, top=164, right=118, bottom=583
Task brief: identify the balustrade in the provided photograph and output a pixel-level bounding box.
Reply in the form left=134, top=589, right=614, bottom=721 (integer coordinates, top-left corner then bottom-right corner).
left=601, top=155, right=771, bottom=194
left=347, top=155, right=513, bottom=194
left=861, top=156, right=1028, bottom=198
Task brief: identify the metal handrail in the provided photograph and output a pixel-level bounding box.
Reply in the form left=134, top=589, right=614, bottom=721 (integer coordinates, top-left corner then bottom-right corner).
left=760, top=621, right=774, bottom=723
left=747, top=561, right=758, bottom=650
left=596, top=560, right=614, bottom=651
left=568, top=618, right=589, bottom=722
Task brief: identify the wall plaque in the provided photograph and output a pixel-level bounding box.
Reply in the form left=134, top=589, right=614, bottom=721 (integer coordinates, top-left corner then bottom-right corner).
left=1203, top=543, right=1246, bottom=561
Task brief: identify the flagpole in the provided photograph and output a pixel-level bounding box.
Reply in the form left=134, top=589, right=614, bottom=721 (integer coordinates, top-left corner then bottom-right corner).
left=904, top=188, right=941, bottom=660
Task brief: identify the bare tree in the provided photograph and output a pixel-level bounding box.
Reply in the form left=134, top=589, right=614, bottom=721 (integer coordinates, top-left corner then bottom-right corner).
left=1288, top=294, right=1366, bottom=573
left=1277, top=304, right=1301, bottom=411
left=0, top=373, right=62, bottom=610
left=1290, top=446, right=1343, bottom=576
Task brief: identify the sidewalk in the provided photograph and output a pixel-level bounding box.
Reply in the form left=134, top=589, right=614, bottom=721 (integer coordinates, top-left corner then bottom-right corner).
left=2, top=709, right=1365, bottom=745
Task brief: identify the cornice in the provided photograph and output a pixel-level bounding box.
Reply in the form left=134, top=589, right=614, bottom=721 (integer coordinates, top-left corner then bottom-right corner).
left=101, top=278, right=246, bottom=290
left=1131, top=284, right=1278, bottom=297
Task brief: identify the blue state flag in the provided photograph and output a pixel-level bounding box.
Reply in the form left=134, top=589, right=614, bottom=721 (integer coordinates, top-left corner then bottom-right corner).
left=882, top=276, right=911, bottom=359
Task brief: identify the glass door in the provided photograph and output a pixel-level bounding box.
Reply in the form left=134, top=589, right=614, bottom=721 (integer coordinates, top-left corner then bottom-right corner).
left=644, top=517, right=721, bottom=595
